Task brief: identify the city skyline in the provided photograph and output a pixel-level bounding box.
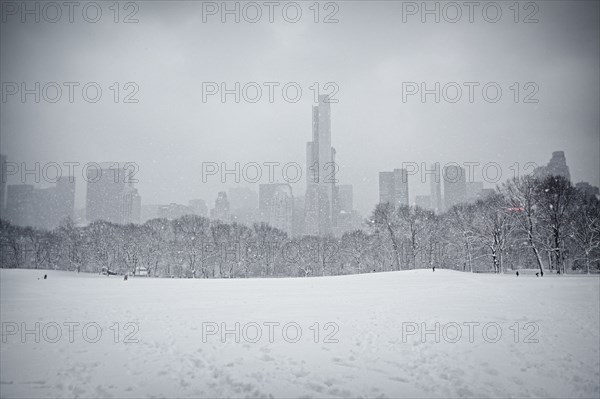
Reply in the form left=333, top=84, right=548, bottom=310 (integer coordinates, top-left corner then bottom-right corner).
left=1, top=2, right=599, bottom=397
left=1, top=1, right=598, bottom=217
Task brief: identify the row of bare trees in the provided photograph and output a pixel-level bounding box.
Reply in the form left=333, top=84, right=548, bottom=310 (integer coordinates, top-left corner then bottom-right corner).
left=1, top=175, right=599, bottom=276
left=367, top=175, right=600, bottom=275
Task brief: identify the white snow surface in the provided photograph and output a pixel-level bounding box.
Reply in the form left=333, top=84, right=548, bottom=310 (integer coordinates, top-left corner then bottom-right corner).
left=1, top=269, right=599, bottom=398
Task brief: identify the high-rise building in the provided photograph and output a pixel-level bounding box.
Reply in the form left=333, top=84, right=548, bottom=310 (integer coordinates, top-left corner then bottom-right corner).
left=259, top=183, right=293, bottom=235
left=4, top=177, right=75, bottom=229
left=121, top=185, right=141, bottom=224
left=379, top=171, right=394, bottom=205
left=211, top=191, right=230, bottom=221
left=444, top=165, right=467, bottom=210
left=379, top=169, right=409, bottom=207
left=429, top=162, right=443, bottom=214
left=0, top=154, right=6, bottom=216
left=535, top=151, right=571, bottom=181
left=5, top=184, right=35, bottom=226
left=546, top=151, right=571, bottom=180
left=86, top=163, right=141, bottom=224
left=36, top=176, right=76, bottom=229
left=305, top=95, right=337, bottom=235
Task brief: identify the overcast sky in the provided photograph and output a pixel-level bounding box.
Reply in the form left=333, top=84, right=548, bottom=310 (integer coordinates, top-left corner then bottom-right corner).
left=1, top=0, right=599, bottom=215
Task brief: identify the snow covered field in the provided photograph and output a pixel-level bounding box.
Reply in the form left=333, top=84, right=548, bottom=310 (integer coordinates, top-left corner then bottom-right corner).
left=1, top=269, right=599, bottom=398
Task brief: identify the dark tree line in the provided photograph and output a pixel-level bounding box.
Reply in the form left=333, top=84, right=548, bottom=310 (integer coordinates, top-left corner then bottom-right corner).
left=1, top=175, right=599, bottom=277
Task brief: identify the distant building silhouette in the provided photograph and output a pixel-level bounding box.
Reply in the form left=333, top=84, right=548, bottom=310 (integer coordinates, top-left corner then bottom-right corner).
left=305, top=95, right=337, bottom=235
left=86, top=163, right=141, bottom=224
left=260, top=183, right=293, bottom=235
left=379, top=169, right=409, bottom=207
left=535, top=151, right=571, bottom=181
left=429, top=162, right=443, bottom=214
left=211, top=191, right=230, bottom=221
left=444, top=165, right=467, bottom=210
left=121, top=185, right=141, bottom=224
left=5, top=184, right=35, bottom=226
left=5, top=177, right=75, bottom=229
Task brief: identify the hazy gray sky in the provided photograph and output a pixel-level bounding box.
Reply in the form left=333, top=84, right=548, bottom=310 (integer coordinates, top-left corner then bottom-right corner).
left=1, top=0, right=599, bottom=215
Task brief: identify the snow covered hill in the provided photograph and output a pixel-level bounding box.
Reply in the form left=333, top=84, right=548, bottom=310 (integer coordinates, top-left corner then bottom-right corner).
left=1, top=269, right=599, bottom=398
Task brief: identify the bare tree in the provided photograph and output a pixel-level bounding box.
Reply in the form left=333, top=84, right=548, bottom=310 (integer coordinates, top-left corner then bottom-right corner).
left=536, top=176, right=577, bottom=274
left=502, top=176, right=545, bottom=276
left=571, top=193, right=600, bottom=274
left=368, top=202, right=402, bottom=270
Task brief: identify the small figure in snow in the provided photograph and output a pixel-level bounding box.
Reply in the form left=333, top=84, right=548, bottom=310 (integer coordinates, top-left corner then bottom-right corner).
left=516, top=271, right=519, bottom=277
left=535, top=272, right=539, bottom=277
left=44, top=274, right=47, bottom=280
left=124, top=274, right=128, bottom=281
left=557, top=270, right=561, bottom=275
left=432, top=267, right=435, bottom=272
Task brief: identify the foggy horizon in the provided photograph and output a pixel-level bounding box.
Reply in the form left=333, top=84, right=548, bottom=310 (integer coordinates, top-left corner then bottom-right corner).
left=1, top=0, right=598, bottom=217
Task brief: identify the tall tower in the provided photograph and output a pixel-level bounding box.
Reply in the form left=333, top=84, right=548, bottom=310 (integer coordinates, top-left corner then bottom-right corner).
left=211, top=191, right=230, bottom=222
left=546, top=151, right=571, bottom=180
left=378, top=169, right=409, bottom=207
left=305, top=95, right=336, bottom=235
left=430, top=162, right=443, bottom=214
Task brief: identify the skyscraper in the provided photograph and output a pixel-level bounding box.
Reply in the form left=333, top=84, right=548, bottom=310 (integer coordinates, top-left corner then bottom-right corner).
left=379, top=171, right=394, bottom=205
left=379, top=169, right=409, bottom=207
left=305, top=95, right=337, bottom=235
left=211, top=191, right=230, bottom=221
left=444, top=165, right=467, bottom=210
left=121, top=185, right=141, bottom=224
left=86, top=163, right=141, bottom=224
left=429, top=162, right=443, bottom=214
left=535, top=150, right=571, bottom=181
left=4, top=177, right=75, bottom=229
left=5, top=184, right=35, bottom=226
left=259, top=183, right=293, bottom=235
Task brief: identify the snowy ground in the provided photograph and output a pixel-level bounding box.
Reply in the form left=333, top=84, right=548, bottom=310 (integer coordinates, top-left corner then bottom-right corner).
left=1, top=269, right=599, bottom=398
